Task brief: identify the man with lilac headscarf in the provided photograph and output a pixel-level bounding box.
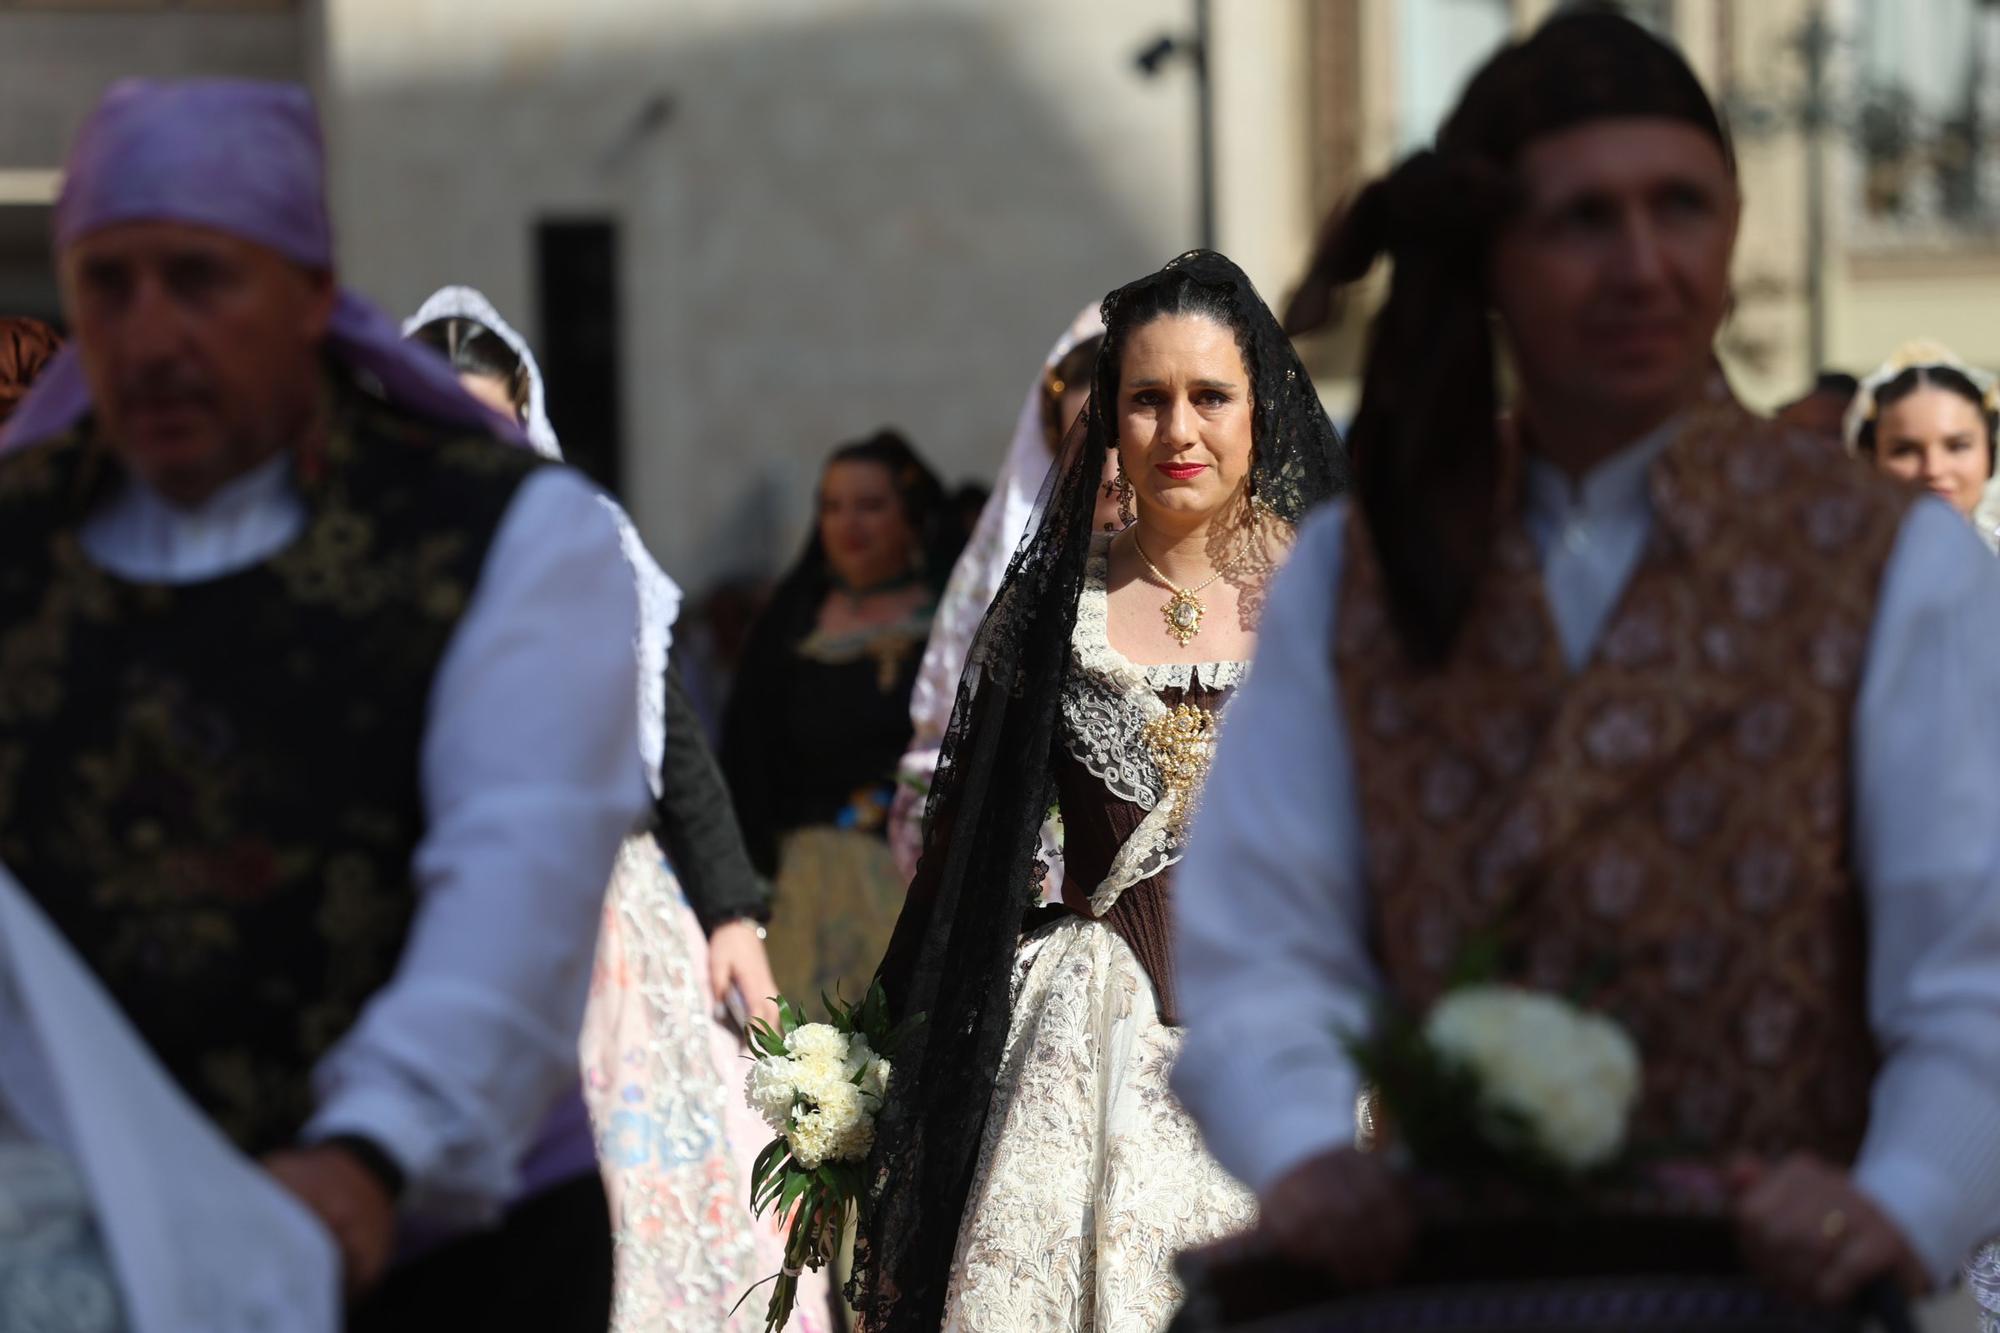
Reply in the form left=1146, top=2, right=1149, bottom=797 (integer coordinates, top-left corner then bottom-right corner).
left=0, top=80, right=648, bottom=1330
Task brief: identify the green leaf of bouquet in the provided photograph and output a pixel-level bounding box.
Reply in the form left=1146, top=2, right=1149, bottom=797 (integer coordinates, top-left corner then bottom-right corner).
left=858, top=982, right=887, bottom=1039
left=776, top=995, right=800, bottom=1034
left=1446, top=934, right=1505, bottom=989
left=780, top=1165, right=813, bottom=1215
left=751, top=1137, right=788, bottom=1184
left=753, top=1155, right=795, bottom=1212
left=822, top=1160, right=864, bottom=1199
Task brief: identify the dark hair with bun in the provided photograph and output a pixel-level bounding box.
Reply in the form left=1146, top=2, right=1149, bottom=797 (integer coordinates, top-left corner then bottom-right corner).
left=409, top=316, right=532, bottom=419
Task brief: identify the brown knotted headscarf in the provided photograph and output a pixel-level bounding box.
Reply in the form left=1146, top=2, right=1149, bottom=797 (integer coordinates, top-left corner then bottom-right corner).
left=1289, top=9, right=1733, bottom=666
left=0, top=318, right=63, bottom=428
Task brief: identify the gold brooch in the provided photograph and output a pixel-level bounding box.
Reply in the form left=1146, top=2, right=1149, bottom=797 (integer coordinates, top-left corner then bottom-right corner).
left=1142, top=702, right=1218, bottom=839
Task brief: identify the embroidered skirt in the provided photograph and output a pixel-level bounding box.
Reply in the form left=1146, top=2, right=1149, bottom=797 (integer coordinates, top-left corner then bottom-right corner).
left=581, top=837, right=832, bottom=1333
left=943, top=916, right=1254, bottom=1333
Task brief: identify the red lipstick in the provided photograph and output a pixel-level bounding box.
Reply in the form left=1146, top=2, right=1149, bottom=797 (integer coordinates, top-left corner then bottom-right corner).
left=1156, top=462, right=1206, bottom=481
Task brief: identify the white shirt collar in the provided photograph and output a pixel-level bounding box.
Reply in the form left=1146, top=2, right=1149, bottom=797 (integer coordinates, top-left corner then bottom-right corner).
left=1521, top=412, right=1681, bottom=532
left=1517, top=414, right=1683, bottom=672
left=79, top=451, right=307, bottom=584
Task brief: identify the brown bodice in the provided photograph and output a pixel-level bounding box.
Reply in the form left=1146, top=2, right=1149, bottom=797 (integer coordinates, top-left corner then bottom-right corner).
left=1055, top=679, right=1233, bottom=1025
left=1052, top=535, right=1246, bottom=1026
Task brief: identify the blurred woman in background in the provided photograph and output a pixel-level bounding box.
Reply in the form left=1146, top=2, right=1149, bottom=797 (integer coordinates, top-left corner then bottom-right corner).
left=890, top=309, right=1108, bottom=880
left=722, top=430, right=957, bottom=1011
left=405, top=287, right=823, bottom=1333
left=1845, top=340, right=2000, bottom=550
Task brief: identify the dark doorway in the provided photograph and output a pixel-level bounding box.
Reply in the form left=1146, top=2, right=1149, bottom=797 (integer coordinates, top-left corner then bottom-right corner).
left=535, top=219, right=622, bottom=495
left=0, top=206, right=60, bottom=327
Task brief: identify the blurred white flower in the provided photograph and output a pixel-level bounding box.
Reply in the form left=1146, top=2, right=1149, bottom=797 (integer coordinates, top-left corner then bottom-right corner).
left=1426, top=985, right=1640, bottom=1172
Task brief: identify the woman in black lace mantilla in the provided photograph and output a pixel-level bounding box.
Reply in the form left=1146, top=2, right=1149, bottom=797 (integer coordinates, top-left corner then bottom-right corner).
left=854, top=251, right=1346, bottom=1332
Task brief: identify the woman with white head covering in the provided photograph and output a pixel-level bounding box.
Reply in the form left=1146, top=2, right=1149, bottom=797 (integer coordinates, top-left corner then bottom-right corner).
left=404, top=288, right=827, bottom=1333
left=888, top=306, right=1107, bottom=880
left=1844, top=339, right=2000, bottom=551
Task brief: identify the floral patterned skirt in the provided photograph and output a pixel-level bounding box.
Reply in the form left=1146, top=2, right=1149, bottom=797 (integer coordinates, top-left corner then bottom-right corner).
left=943, top=915, right=1255, bottom=1333
left=581, top=837, right=831, bottom=1333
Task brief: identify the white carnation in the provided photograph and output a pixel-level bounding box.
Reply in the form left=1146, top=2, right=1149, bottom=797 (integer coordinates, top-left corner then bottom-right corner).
left=1425, top=985, right=1640, bottom=1172
left=842, top=1035, right=877, bottom=1083
left=785, top=1024, right=848, bottom=1063
left=745, top=1055, right=801, bottom=1133
left=835, top=1110, right=876, bottom=1163
left=787, top=1110, right=839, bottom=1168
left=860, top=1056, right=891, bottom=1100
left=788, top=1049, right=840, bottom=1094
left=812, top=1077, right=864, bottom=1132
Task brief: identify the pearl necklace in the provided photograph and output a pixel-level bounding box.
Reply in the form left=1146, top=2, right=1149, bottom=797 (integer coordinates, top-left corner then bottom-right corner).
left=1132, top=534, right=1223, bottom=647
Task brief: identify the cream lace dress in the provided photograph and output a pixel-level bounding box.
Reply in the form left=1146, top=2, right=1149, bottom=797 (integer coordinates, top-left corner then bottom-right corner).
left=939, top=536, right=1256, bottom=1333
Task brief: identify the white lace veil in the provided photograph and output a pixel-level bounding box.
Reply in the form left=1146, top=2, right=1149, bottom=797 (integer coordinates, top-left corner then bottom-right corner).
left=889, top=304, right=1104, bottom=876
left=404, top=285, right=680, bottom=795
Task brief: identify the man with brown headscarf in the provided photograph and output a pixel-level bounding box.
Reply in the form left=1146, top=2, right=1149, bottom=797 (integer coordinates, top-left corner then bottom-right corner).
left=1177, top=10, right=2000, bottom=1320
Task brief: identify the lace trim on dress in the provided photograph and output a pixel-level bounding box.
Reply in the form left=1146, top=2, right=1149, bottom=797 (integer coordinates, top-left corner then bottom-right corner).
left=602, top=500, right=677, bottom=801
left=1059, top=535, right=1245, bottom=916
left=795, top=606, right=935, bottom=665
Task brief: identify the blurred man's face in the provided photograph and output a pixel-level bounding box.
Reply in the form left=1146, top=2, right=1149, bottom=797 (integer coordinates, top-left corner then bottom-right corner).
left=60, top=221, right=336, bottom=505
left=1492, top=118, right=1738, bottom=442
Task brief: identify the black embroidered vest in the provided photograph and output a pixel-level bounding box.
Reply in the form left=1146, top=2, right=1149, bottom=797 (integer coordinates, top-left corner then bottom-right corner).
left=0, top=391, right=547, bottom=1154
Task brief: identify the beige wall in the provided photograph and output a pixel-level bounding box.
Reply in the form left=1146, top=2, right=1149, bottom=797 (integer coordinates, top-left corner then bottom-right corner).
left=1210, top=0, right=1317, bottom=307
left=319, top=0, right=1211, bottom=592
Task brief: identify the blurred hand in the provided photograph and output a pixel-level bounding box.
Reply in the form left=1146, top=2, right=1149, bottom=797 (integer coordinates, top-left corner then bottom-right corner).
left=709, top=919, right=781, bottom=1030
left=264, top=1144, right=396, bottom=1297
left=1259, top=1146, right=1414, bottom=1289
left=1729, top=1153, right=1930, bottom=1308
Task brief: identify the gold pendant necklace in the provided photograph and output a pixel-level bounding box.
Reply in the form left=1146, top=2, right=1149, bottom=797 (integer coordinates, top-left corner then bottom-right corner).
left=1133, top=534, right=1223, bottom=647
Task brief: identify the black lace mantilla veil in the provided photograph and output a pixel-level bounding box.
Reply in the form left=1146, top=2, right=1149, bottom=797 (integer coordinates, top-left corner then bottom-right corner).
left=852, top=250, right=1347, bottom=1330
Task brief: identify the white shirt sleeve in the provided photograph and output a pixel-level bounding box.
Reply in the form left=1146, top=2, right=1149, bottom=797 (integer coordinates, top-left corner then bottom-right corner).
left=1171, top=504, right=1381, bottom=1196
left=304, top=467, right=650, bottom=1222
left=1846, top=497, right=2000, bottom=1282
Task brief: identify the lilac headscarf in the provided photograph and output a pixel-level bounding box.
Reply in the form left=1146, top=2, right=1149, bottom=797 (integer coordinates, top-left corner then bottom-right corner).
left=1, top=79, right=523, bottom=451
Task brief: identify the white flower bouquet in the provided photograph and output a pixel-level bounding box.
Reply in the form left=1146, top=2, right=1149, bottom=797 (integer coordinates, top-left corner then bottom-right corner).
left=738, top=983, right=918, bottom=1332
left=1350, top=982, right=1642, bottom=1186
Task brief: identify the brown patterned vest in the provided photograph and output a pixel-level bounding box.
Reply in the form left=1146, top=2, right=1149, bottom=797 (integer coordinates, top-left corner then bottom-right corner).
left=1336, top=400, right=1915, bottom=1164
left=0, top=385, right=547, bottom=1155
